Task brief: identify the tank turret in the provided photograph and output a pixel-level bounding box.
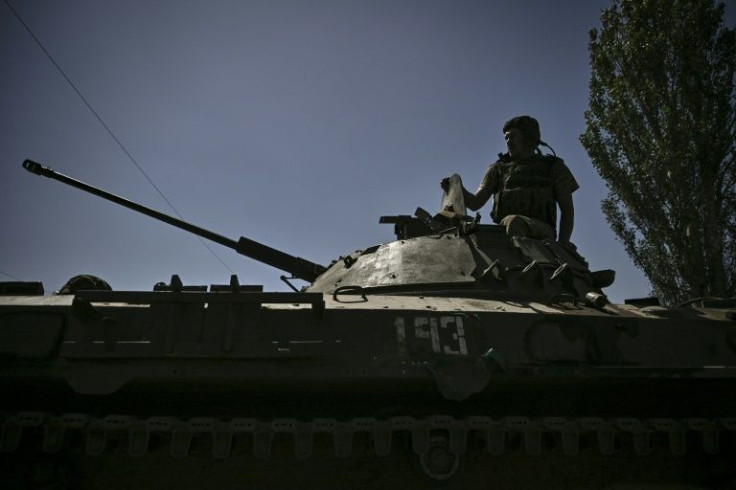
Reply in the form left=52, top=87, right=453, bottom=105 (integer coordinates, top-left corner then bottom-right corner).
left=23, top=160, right=612, bottom=305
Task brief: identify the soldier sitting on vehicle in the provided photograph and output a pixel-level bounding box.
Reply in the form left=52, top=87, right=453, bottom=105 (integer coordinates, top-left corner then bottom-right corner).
left=442, top=115, right=578, bottom=243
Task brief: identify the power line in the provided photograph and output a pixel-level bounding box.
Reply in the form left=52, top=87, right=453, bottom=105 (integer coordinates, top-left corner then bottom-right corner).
left=3, top=0, right=235, bottom=275
left=0, top=271, right=23, bottom=281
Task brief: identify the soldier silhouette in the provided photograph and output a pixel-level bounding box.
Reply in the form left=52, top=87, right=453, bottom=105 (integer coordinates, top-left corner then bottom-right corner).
left=443, top=116, right=578, bottom=243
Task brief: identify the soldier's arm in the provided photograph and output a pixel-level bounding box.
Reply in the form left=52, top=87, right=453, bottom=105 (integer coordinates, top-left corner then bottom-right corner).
left=557, top=191, right=574, bottom=243
left=463, top=166, right=496, bottom=211
left=550, top=158, right=578, bottom=243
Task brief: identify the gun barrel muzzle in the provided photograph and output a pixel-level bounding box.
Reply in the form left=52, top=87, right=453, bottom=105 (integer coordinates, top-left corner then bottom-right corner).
left=23, top=159, right=52, bottom=177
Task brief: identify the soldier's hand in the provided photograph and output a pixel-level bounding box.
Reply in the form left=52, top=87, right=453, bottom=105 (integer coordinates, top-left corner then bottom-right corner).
left=440, top=177, right=451, bottom=191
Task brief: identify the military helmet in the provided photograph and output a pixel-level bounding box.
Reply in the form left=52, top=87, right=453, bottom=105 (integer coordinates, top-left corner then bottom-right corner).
left=503, top=116, right=541, bottom=147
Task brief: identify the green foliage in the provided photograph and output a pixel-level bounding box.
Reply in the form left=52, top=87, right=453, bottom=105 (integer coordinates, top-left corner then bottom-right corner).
left=581, top=0, right=735, bottom=304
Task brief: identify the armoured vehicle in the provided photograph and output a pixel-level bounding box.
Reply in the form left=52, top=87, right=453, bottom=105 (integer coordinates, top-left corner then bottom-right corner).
left=2, top=160, right=735, bottom=489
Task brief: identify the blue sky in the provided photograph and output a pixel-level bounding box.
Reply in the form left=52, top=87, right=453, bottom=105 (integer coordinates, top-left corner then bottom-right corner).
left=2, top=1, right=732, bottom=301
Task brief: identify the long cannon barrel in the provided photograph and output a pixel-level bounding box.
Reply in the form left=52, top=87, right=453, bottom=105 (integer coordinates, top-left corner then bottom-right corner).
left=22, top=160, right=327, bottom=282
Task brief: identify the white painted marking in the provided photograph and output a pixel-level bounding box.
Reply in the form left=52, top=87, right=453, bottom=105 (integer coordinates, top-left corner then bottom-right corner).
left=395, top=317, right=407, bottom=356
left=429, top=317, right=441, bottom=354
left=414, top=317, right=430, bottom=339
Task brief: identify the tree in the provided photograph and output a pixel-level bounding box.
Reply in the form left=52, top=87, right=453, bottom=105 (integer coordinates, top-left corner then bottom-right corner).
left=581, top=0, right=735, bottom=305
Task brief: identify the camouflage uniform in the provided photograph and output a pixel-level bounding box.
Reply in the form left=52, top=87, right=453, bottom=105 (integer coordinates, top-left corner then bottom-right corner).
left=465, top=154, right=579, bottom=240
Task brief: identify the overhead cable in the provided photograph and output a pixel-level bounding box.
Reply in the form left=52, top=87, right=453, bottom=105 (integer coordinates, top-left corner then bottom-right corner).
left=3, top=0, right=235, bottom=274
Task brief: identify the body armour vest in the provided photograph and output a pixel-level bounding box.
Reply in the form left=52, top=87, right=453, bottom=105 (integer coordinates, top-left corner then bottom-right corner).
left=490, top=155, right=559, bottom=230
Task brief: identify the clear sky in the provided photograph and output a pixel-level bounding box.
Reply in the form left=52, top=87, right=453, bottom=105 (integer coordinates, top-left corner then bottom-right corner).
left=1, top=1, right=732, bottom=301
